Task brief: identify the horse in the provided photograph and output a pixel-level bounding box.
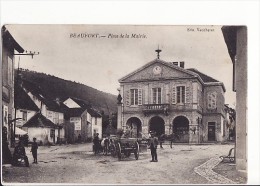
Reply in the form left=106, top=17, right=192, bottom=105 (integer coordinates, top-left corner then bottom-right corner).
left=158, top=133, right=180, bottom=148
left=101, top=138, right=110, bottom=155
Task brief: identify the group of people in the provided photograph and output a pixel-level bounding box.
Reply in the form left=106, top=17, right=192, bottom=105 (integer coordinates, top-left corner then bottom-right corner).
left=92, top=131, right=159, bottom=162
left=12, top=137, right=38, bottom=167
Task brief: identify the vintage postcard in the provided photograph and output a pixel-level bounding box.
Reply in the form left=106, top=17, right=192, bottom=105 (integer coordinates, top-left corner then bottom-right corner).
left=1, top=24, right=247, bottom=185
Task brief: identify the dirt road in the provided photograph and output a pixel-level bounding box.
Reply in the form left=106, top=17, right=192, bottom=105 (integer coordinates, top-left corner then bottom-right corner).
left=2, top=143, right=233, bottom=184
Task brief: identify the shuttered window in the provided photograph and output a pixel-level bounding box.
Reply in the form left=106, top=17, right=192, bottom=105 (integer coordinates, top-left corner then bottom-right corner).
left=177, top=86, right=185, bottom=104
left=130, top=89, right=142, bottom=106
left=152, top=88, right=161, bottom=104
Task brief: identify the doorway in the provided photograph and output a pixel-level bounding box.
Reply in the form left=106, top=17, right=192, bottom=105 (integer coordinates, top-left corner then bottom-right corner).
left=149, top=116, right=165, bottom=137
left=208, top=122, right=216, bottom=141
left=172, top=116, right=189, bottom=143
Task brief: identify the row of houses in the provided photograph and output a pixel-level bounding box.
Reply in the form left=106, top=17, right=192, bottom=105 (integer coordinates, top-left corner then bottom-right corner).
left=15, top=77, right=102, bottom=145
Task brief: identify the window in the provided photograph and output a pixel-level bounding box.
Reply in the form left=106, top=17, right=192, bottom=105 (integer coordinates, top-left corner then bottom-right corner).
left=152, top=88, right=161, bottom=104
left=21, top=111, right=27, bottom=121
left=177, top=86, right=185, bottom=104
left=130, top=89, right=138, bottom=105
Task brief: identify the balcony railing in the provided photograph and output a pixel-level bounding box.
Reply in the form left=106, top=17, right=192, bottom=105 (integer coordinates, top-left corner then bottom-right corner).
left=143, top=104, right=170, bottom=116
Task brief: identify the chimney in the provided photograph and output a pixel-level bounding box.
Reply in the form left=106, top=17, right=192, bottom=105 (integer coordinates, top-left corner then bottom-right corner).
left=180, top=61, right=185, bottom=68
left=172, top=62, right=178, bottom=66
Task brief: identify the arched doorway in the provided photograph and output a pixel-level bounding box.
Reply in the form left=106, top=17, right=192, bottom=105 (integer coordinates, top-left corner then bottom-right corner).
left=172, top=116, right=189, bottom=143
left=126, top=117, right=142, bottom=138
left=149, top=116, right=165, bottom=137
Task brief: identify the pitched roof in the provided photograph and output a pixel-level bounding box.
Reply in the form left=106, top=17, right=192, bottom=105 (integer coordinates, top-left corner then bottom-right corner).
left=23, top=112, right=56, bottom=128
left=69, top=97, right=102, bottom=117
left=14, top=83, right=39, bottom=111
left=119, top=58, right=198, bottom=83
left=64, top=108, right=85, bottom=119
left=21, top=79, right=64, bottom=112
left=2, top=26, right=24, bottom=53
left=70, top=97, right=90, bottom=109
left=88, top=107, right=102, bottom=118
left=186, top=68, right=219, bottom=83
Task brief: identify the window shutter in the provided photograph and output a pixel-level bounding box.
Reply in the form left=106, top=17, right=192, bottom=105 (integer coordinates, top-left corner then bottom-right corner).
left=165, top=84, right=169, bottom=103
left=186, top=86, right=190, bottom=103
left=172, top=86, right=176, bottom=104
left=144, top=85, right=148, bottom=104
left=212, top=93, right=217, bottom=109
left=138, top=89, right=142, bottom=105
left=125, top=90, right=130, bottom=106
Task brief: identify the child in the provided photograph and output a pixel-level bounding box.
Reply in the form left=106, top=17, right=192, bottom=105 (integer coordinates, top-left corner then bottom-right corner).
left=31, top=137, right=38, bottom=163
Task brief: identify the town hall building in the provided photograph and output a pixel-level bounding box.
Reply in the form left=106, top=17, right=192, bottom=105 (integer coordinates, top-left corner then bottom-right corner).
left=117, top=50, right=228, bottom=143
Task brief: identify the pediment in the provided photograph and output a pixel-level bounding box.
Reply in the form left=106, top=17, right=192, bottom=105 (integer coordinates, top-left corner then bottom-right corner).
left=119, top=59, right=197, bottom=82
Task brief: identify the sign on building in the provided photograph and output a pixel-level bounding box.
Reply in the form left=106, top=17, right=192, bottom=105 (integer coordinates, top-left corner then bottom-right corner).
left=70, top=117, right=81, bottom=130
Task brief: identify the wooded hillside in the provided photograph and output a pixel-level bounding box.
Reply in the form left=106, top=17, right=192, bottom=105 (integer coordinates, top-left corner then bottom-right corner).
left=16, top=69, right=117, bottom=114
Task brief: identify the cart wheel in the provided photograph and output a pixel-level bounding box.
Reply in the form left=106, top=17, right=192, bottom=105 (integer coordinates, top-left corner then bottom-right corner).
left=117, top=143, right=122, bottom=161
left=111, top=144, right=117, bottom=157
left=134, top=141, right=139, bottom=160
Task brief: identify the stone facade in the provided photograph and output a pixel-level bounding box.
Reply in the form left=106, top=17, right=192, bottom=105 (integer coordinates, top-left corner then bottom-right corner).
left=117, top=58, right=227, bottom=143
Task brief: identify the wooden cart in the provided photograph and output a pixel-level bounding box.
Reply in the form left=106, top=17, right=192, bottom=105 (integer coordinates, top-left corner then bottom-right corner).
left=112, top=137, right=140, bottom=161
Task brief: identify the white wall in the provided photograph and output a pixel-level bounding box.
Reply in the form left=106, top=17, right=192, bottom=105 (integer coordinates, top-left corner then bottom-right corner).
left=23, top=127, right=51, bottom=145
left=91, top=117, right=102, bottom=137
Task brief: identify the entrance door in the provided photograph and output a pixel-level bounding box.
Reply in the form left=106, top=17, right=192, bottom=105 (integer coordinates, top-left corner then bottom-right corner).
left=149, top=116, right=165, bottom=137
left=172, top=116, right=189, bottom=143
left=208, top=122, right=216, bottom=141
left=126, top=117, right=142, bottom=138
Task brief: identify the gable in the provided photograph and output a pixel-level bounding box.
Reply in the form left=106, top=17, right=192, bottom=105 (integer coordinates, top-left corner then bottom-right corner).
left=63, top=98, right=81, bottom=108
left=119, top=59, right=197, bottom=83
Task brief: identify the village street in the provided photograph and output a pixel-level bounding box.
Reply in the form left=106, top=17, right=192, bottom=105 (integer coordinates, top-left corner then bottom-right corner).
left=2, top=143, right=238, bottom=184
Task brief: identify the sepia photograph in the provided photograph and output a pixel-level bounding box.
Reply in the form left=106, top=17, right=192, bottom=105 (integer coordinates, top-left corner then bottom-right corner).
left=1, top=24, right=247, bottom=184
left=1, top=0, right=260, bottom=185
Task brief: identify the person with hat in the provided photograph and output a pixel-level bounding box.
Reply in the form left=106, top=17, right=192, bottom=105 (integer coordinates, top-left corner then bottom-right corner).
left=31, top=137, right=38, bottom=163
left=148, top=131, right=158, bottom=162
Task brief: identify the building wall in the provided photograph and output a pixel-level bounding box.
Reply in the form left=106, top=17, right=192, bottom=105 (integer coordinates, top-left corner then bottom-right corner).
left=22, top=127, right=52, bottom=145
left=91, top=117, right=102, bottom=138
left=15, top=109, right=37, bottom=127
left=118, top=63, right=227, bottom=143
left=203, top=85, right=226, bottom=117
left=81, top=110, right=89, bottom=142
left=2, top=46, right=15, bottom=143
left=235, top=27, right=247, bottom=173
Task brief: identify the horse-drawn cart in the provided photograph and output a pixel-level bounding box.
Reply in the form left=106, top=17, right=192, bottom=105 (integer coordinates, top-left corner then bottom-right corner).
left=112, top=137, right=140, bottom=160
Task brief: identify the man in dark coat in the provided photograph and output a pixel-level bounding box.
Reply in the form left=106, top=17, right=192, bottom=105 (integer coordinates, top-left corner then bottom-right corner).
left=93, top=133, right=100, bottom=155
left=31, top=137, right=38, bottom=163
left=148, top=131, right=158, bottom=162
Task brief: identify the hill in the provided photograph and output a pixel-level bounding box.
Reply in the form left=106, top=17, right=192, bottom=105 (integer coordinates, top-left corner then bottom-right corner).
left=16, top=69, right=118, bottom=115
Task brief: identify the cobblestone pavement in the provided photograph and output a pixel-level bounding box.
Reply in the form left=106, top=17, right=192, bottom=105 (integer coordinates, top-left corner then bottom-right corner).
left=194, top=156, right=237, bottom=184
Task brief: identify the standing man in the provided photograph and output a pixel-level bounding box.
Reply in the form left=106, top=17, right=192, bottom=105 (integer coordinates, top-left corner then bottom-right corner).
left=31, top=137, right=38, bottom=164
left=93, top=133, right=100, bottom=155
left=148, top=131, right=158, bottom=162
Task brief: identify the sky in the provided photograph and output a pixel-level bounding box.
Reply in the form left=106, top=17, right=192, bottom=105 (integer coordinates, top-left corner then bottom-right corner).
left=6, top=25, right=236, bottom=107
